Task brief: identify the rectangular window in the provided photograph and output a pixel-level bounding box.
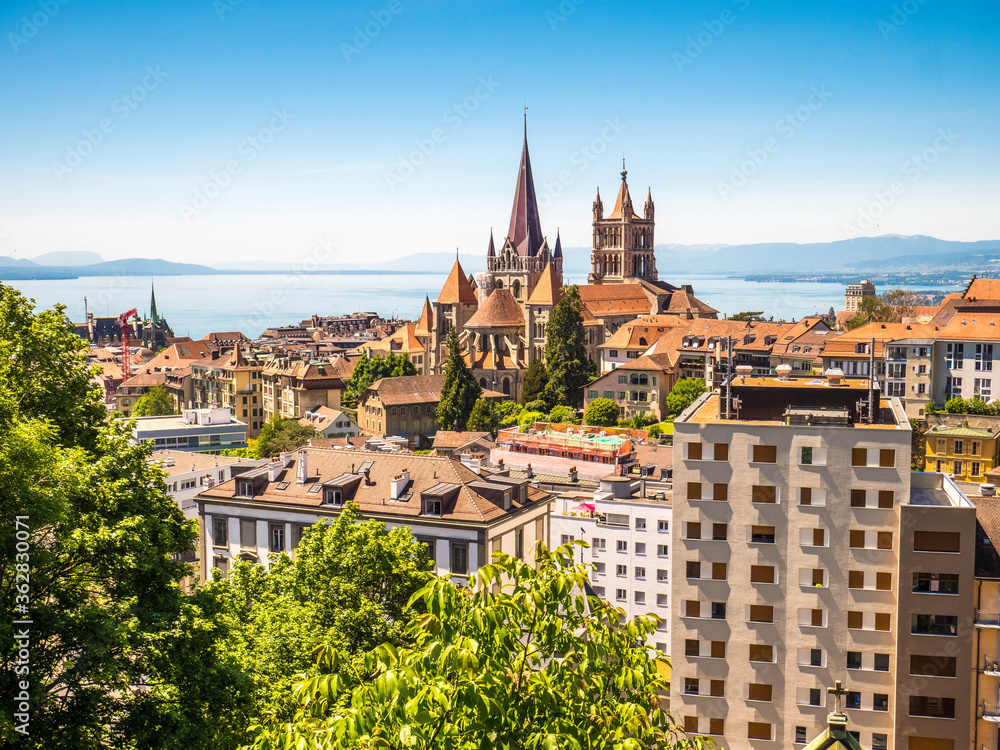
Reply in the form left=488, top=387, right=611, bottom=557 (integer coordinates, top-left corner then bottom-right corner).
left=635, top=517, right=646, bottom=531
left=687, top=442, right=702, bottom=460
left=747, top=683, right=772, bottom=702
left=749, top=644, right=773, bottom=662
left=269, top=523, right=284, bottom=553
left=712, top=523, right=727, bottom=541
left=708, top=718, right=724, bottom=736
left=748, top=605, right=773, bottom=623
left=686, top=482, right=701, bottom=500
left=616, top=540, right=628, bottom=552
left=846, top=651, right=862, bottom=670
left=748, top=722, right=772, bottom=741
left=908, top=696, right=955, bottom=719
left=240, top=518, right=256, bottom=549
left=686, top=561, right=701, bottom=579
left=913, top=572, right=959, bottom=594
left=213, top=516, right=228, bottom=547
left=847, top=611, right=863, bottom=629
left=913, top=531, right=961, bottom=552
left=687, top=522, right=702, bottom=540
left=872, top=734, right=887, bottom=750
left=751, top=565, right=775, bottom=583
left=450, top=542, right=469, bottom=576
left=752, top=444, right=777, bottom=463
left=714, top=443, right=729, bottom=461
left=878, top=490, right=894, bottom=508
left=635, top=566, right=645, bottom=580
left=657, top=544, right=668, bottom=557
left=910, top=654, right=957, bottom=677
left=751, top=525, right=775, bottom=543
left=657, top=568, right=668, bottom=582
left=711, top=562, right=727, bottom=580
left=875, top=612, right=891, bottom=631
left=616, top=589, right=627, bottom=601
left=796, top=727, right=808, bottom=744
left=616, top=564, right=627, bottom=577
left=846, top=691, right=861, bottom=710
left=752, top=485, right=777, bottom=504
left=635, top=542, right=645, bottom=555
left=874, top=653, right=890, bottom=672
left=711, top=601, right=726, bottom=619
left=710, top=680, right=724, bottom=697
left=657, top=520, right=669, bottom=532
left=911, top=613, right=958, bottom=636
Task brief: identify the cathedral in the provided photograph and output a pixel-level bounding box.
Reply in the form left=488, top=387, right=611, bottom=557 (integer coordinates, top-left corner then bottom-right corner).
left=418, top=122, right=717, bottom=403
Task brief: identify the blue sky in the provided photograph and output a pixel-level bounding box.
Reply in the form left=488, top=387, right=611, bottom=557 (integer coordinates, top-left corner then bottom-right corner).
left=1, top=0, right=998, bottom=266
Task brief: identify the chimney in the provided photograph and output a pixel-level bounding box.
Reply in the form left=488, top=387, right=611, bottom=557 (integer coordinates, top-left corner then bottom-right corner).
left=280, top=451, right=294, bottom=467
left=267, top=462, right=281, bottom=482
left=526, top=463, right=533, bottom=478
left=390, top=469, right=410, bottom=499
left=825, top=367, right=844, bottom=387
left=568, top=466, right=578, bottom=483
left=775, top=363, right=792, bottom=381
left=297, top=451, right=308, bottom=484
left=363, top=467, right=371, bottom=486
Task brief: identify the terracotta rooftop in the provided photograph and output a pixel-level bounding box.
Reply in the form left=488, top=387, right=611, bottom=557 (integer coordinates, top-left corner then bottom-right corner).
left=437, top=259, right=479, bottom=306
left=465, top=288, right=524, bottom=328
left=196, top=448, right=550, bottom=524
left=525, top=262, right=562, bottom=307
left=299, top=406, right=354, bottom=433
left=431, top=430, right=492, bottom=449
left=150, top=449, right=261, bottom=477
left=367, top=374, right=446, bottom=405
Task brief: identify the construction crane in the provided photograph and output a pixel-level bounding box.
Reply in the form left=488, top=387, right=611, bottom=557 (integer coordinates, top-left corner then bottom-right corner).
left=117, top=308, right=138, bottom=383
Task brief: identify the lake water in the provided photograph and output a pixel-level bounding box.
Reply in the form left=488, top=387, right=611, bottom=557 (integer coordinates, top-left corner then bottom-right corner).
left=5, top=272, right=965, bottom=340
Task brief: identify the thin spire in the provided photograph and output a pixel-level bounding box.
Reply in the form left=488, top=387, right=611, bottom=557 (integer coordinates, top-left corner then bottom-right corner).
left=487, top=228, right=496, bottom=257
left=507, top=117, right=544, bottom=257
left=553, top=228, right=562, bottom=258
left=149, top=276, right=159, bottom=324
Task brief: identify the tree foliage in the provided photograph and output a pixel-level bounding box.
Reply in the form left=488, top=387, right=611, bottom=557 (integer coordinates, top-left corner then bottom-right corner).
left=543, top=286, right=596, bottom=409
left=666, top=378, right=707, bottom=416
left=729, top=310, right=766, bottom=322
left=436, top=326, right=481, bottom=430
left=845, top=289, right=917, bottom=330
left=943, top=396, right=1000, bottom=415
left=245, top=543, right=703, bottom=750
left=521, top=359, right=548, bottom=406
left=498, top=400, right=523, bottom=428
left=0, top=284, right=244, bottom=750
left=253, top=414, right=316, bottom=458
left=584, top=397, right=619, bottom=427
left=132, top=383, right=176, bottom=417
left=909, top=418, right=927, bottom=471
left=207, top=505, right=430, bottom=725
left=466, top=399, right=502, bottom=438
left=547, top=404, right=578, bottom=424
left=343, top=352, right=417, bottom=408
left=517, top=410, right=547, bottom=431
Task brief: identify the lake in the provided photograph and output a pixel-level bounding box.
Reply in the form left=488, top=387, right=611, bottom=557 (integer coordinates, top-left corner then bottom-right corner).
left=5, top=272, right=965, bottom=340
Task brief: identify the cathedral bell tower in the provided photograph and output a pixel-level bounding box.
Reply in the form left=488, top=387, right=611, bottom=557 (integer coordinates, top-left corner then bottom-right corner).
left=588, top=163, right=657, bottom=285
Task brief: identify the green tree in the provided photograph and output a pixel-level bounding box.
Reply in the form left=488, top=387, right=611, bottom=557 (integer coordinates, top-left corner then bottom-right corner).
left=845, top=289, right=917, bottom=330
left=517, top=409, right=547, bottom=430
left=584, top=397, right=619, bottom=427
left=498, top=399, right=523, bottom=428
left=0, top=285, right=246, bottom=750
left=521, top=359, right=548, bottom=405
left=466, top=398, right=502, bottom=437
left=548, top=404, right=578, bottom=424
left=253, top=414, right=316, bottom=458
left=436, top=326, right=481, bottom=430
left=909, top=418, right=927, bottom=471
left=943, top=397, right=969, bottom=414
left=667, top=377, right=707, bottom=416
left=0, top=284, right=105, bottom=449
left=342, top=352, right=417, bottom=408
left=525, top=399, right=548, bottom=413
left=246, top=543, right=702, bottom=750
left=543, top=286, right=595, bottom=409
left=208, top=505, right=429, bottom=725
left=729, top=310, right=766, bottom=321
left=647, top=423, right=662, bottom=440
left=132, top=383, right=176, bottom=416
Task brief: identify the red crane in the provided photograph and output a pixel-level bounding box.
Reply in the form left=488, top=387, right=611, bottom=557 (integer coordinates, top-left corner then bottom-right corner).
left=117, top=308, right=138, bottom=383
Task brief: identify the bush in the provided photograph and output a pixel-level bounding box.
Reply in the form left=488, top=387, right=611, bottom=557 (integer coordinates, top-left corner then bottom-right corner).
left=517, top=410, right=546, bottom=431
left=548, top=405, right=577, bottom=424
left=526, top=399, right=548, bottom=413
left=646, top=424, right=661, bottom=439
left=584, top=398, right=619, bottom=427
left=666, top=378, right=706, bottom=416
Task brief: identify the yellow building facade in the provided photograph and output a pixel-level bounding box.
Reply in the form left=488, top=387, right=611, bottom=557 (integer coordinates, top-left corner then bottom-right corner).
left=925, top=424, right=1000, bottom=483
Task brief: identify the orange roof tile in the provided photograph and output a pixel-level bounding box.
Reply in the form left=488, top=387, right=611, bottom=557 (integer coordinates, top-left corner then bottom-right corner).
left=526, top=262, right=562, bottom=307
left=465, top=289, right=524, bottom=328
left=437, top=259, right=479, bottom=305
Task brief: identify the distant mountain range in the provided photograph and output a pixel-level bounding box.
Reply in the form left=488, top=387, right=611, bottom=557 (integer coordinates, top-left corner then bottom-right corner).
left=2, top=235, right=998, bottom=280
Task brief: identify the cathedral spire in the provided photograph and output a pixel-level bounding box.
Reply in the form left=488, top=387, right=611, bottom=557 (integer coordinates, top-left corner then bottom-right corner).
left=149, top=278, right=159, bottom=324
left=506, top=117, right=544, bottom=257
left=553, top=228, right=562, bottom=258
left=487, top=228, right=496, bottom=257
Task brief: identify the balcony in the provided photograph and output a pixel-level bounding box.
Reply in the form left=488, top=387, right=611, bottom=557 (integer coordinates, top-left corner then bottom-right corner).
left=976, top=610, right=1000, bottom=629
left=984, top=703, right=1000, bottom=722
left=984, top=658, right=1000, bottom=676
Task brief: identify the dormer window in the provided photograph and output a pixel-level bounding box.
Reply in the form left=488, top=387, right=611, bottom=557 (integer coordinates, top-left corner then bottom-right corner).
left=424, top=496, right=442, bottom=516
left=322, top=488, right=343, bottom=506
left=236, top=480, right=254, bottom=498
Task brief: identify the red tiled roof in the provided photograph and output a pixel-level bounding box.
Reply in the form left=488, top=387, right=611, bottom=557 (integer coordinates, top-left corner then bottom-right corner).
left=465, top=289, right=524, bottom=328
left=437, top=259, right=479, bottom=306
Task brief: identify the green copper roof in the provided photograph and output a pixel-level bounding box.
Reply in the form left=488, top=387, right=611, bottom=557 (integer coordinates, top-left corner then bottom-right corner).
left=926, top=425, right=996, bottom=438
left=802, top=712, right=865, bottom=750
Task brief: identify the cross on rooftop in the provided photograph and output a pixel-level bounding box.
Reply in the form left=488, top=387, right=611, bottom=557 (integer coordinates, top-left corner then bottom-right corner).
left=828, top=680, right=848, bottom=713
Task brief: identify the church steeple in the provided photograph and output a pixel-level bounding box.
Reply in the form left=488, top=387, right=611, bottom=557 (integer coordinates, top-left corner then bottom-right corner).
left=487, top=228, right=496, bottom=257
left=644, top=187, right=654, bottom=221
left=149, top=279, right=159, bottom=324
left=593, top=187, right=603, bottom=221
left=553, top=228, right=562, bottom=259
left=506, top=117, right=544, bottom=257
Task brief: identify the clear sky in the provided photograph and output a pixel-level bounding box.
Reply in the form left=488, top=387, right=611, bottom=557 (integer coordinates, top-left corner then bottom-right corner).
left=1, top=0, right=998, bottom=267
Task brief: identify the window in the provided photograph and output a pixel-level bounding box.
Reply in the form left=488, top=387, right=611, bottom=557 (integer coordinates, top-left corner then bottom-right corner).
left=913, top=572, right=959, bottom=594
left=847, top=651, right=862, bottom=670
left=795, top=727, right=808, bottom=744
left=240, top=518, right=256, bottom=549
left=711, top=562, right=727, bottom=580
left=976, top=343, right=993, bottom=371
left=635, top=566, right=645, bottom=579
left=748, top=605, right=773, bottom=623
left=450, top=542, right=468, bottom=576
left=809, top=648, right=823, bottom=667
left=800, top=446, right=813, bottom=464
left=587, top=389, right=598, bottom=400
left=712, top=523, right=727, bottom=541
left=422, top=495, right=441, bottom=515
left=751, top=444, right=777, bottom=463
left=710, top=680, right=724, bottom=696
left=606, top=513, right=629, bottom=527
left=751, top=525, right=775, bottom=543
left=634, top=590, right=645, bottom=604
left=912, top=613, right=958, bottom=636
left=269, top=523, right=284, bottom=553
left=686, top=561, right=701, bottom=579
left=657, top=520, right=669, bottom=532
left=416, top=537, right=436, bottom=566
left=910, top=654, right=957, bottom=677
left=946, top=342, right=964, bottom=368
left=212, top=516, right=229, bottom=547
left=749, top=644, right=773, bottom=662
left=686, top=522, right=702, bottom=540
left=707, top=719, right=724, bottom=736
left=874, top=653, right=890, bottom=671
left=752, top=485, right=777, bottom=503
left=515, top=528, right=524, bottom=559
left=593, top=537, right=606, bottom=551
left=845, top=691, right=861, bottom=710
left=616, top=564, right=627, bottom=577
left=872, top=734, right=887, bottom=750
left=748, top=722, right=772, bottom=741
left=908, top=696, right=955, bottom=719
left=714, top=443, right=729, bottom=460
left=710, top=602, right=726, bottom=619
left=913, top=531, right=961, bottom=552
left=616, top=540, right=628, bottom=552
left=684, top=678, right=699, bottom=695
left=615, top=588, right=627, bottom=601
left=657, top=544, right=668, bottom=557
left=748, top=683, right=772, bottom=702
left=687, top=442, right=702, bottom=460
left=635, top=517, right=646, bottom=531
left=635, top=542, right=645, bottom=555
left=560, top=534, right=575, bottom=545
left=657, top=568, right=669, bottom=582
left=751, top=565, right=776, bottom=583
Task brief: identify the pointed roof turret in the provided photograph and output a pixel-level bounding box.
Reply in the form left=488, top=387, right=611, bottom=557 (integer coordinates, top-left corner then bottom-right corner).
left=487, top=229, right=496, bottom=257
left=149, top=279, right=159, bottom=324
left=526, top=261, right=562, bottom=307
left=415, top=296, right=434, bottom=337
left=506, top=119, right=544, bottom=257
left=609, top=162, right=636, bottom=220
left=437, top=259, right=479, bottom=306
left=553, top=228, right=563, bottom=258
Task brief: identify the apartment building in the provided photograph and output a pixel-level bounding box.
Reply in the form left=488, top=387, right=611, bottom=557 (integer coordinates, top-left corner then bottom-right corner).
left=261, top=356, right=348, bottom=421
left=298, top=405, right=361, bottom=440
left=193, top=448, right=552, bottom=584
left=971, top=490, right=1000, bottom=749
left=150, top=449, right=264, bottom=512
left=126, top=408, right=249, bottom=454
left=549, top=477, right=672, bottom=651
left=925, top=420, right=1000, bottom=484
left=671, top=375, right=975, bottom=749
left=844, top=280, right=876, bottom=313
left=933, top=313, right=1000, bottom=408
left=585, top=354, right=676, bottom=421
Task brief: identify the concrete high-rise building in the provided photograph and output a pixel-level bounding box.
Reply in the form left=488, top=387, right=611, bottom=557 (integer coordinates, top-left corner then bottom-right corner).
left=671, top=373, right=975, bottom=749
left=844, top=280, right=876, bottom=313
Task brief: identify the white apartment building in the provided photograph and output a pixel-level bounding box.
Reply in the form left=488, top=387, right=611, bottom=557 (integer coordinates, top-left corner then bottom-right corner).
left=550, top=476, right=672, bottom=652
left=126, top=407, right=249, bottom=453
